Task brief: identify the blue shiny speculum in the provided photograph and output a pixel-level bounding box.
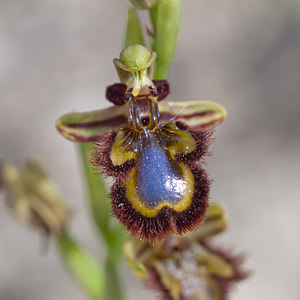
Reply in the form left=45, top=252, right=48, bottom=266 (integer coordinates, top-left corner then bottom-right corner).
left=136, top=141, right=186, bottom=208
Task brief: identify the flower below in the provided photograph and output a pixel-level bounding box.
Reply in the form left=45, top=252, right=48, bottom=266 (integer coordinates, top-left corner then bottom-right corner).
left=56, top=45, right=227, bottom=240
left=0, top=158, right=70, bottom=236
left=123, top=203, right=249, bottom=300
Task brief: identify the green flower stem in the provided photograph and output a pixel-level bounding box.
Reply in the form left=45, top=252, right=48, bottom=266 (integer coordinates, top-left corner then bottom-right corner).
left=79, top=143, right=126, bottom=258
left=79, top=143, right=110, bottom=240
left=56, top=232, right=105, bottom=300
left=103, top=257, right=124, bottom=300
left=78, top=143, right=126, bottom=300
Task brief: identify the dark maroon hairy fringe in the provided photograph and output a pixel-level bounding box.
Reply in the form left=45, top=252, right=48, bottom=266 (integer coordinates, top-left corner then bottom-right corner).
left=90, top=130, right=135, bottom=181
left=110, top=164, right=210, bottom=240
left=175, top=121, right=215, bottom=165
left=200, top=241, right=250, bottom=300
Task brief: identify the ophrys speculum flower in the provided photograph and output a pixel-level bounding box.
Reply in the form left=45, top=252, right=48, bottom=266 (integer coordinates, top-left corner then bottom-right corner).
left=123, top=203, right=249, bottom=300
left=56, top=45, right=226, bottom=240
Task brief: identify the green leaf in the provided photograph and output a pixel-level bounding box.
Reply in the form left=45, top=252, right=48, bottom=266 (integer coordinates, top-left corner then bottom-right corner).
left=56, top=232, right=105, bottom=300
left=125, top=8, right=145, bottom=47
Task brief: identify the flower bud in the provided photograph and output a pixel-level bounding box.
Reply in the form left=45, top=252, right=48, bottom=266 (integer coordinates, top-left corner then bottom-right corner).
left=0, top=158, right=70, bottom=236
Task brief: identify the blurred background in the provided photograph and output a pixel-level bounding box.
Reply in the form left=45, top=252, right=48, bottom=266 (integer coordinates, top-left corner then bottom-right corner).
left=1, top=0, right=300, bottom=299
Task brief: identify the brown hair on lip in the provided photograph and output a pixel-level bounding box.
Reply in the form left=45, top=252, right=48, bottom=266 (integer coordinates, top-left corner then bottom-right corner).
left=110, top=164, right=210, bottom=241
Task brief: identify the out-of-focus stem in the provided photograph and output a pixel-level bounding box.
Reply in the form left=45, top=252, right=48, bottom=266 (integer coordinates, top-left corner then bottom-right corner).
left=79, top=143, right=125, bottom=300
left=79, top=143, right=111, bottom=241
left=56, top=232, right=105, bottom=300
left=103, top=257, right=124, bottom=300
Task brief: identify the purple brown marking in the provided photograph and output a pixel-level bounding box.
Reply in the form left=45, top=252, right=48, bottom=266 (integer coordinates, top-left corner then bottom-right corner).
left=65, top=115, right=128, bottom=129
left=160, top=110, right=216, bottom=122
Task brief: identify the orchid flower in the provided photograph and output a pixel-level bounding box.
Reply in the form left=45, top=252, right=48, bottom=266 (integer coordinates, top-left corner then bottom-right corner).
left=56, top=45, right=227, bottom=240
left=123, top=203, right=249, bottom=300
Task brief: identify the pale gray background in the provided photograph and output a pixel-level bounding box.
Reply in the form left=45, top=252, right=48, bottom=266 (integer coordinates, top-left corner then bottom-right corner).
left=1, top=1, right=300, bottom=299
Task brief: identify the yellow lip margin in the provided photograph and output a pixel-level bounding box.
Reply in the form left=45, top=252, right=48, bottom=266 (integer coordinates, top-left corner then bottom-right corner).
left=125, top=162, right=195, bottom=218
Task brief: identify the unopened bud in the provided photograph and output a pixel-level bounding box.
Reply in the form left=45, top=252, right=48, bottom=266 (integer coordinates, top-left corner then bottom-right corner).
left=0, top=158, right=70, bottom=236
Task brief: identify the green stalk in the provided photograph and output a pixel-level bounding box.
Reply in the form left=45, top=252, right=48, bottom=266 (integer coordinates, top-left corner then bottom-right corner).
left=79, top=143, right=112, bottom=240
left=103, top=257, right=124, bottom=300
left=79, top=143, right=125, bottom=300
left=56, top=232, right=105, bottom=300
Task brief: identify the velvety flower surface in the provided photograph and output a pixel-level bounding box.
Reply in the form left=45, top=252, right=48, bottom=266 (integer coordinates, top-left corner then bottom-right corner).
left=123, top=203, right=249, bottom=300
left=56, top=45, right=227, bottom=240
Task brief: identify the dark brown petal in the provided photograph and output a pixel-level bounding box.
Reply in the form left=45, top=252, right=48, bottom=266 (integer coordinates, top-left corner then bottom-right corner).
left=152, top=79, right=170, bottom=101
left=106, top=83, right=127, bottom=105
